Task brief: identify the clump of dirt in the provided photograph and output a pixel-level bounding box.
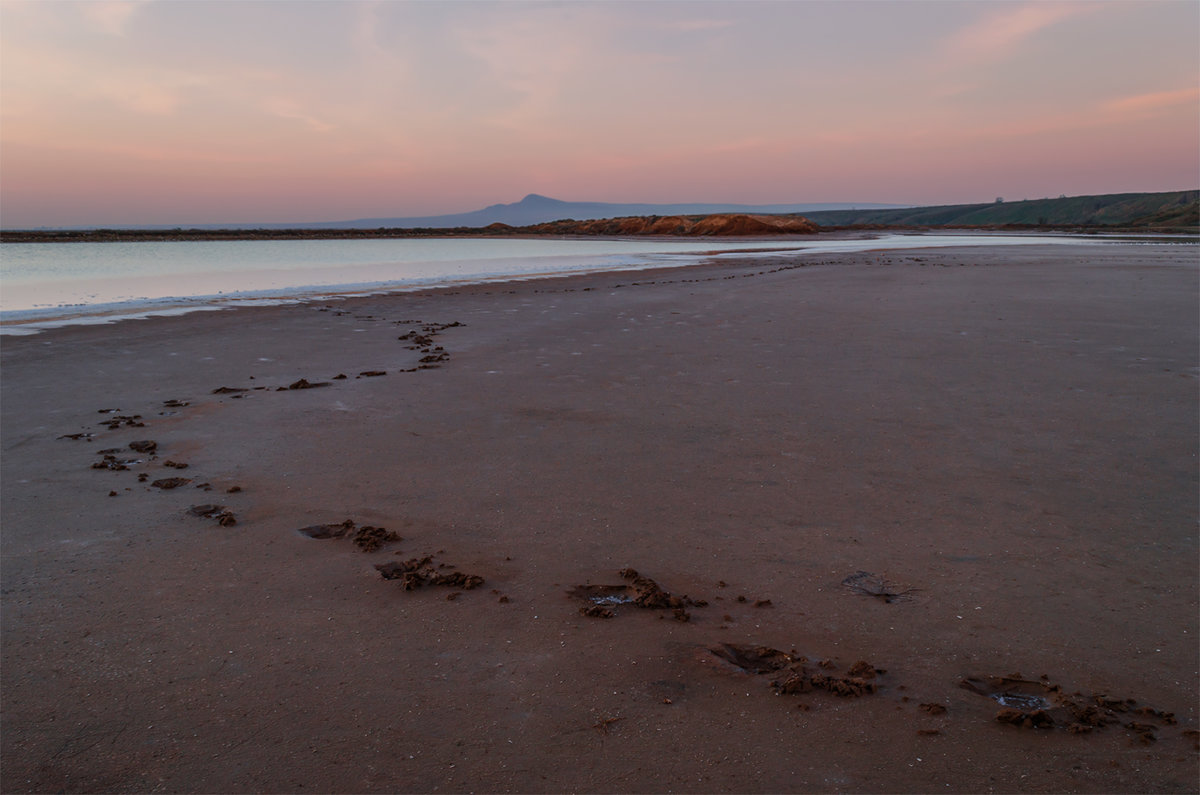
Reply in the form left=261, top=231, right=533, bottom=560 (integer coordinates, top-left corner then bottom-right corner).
left=280, top=378, right=330, bottom=390
left=92, top=453, right=136, bottom=471
left=397, top=321, right=464, bottom=368
left=211, top=386, right=248, bottom=394
left=960, top=675, right=1177, bottom=740
left=128, top=440, right=157, bottom=454
left=163, top=399, right=190, bottom=408
left=710, top=643, right=884, bottom=700
left=58, top=433, right=94, bottom=441
left=151, top=477, right=192, bottom=489
left=187, top=504, right=237, bottom=526
left=841, top=571, right=917, bottom=603
left=359, top=370, right=386, bottom=377
left=295, top=519, right=400, bottom=552
left=100, top=415, right=144, bottom=430
left=774, top=667, right=880, bottom=697
left=375, top=556, right=484, bottom=591
left=709, top=644, right=795, bottom=674
left=349, top=525, right=400, bottom=552
left=297, top=520, right=355, bottom=539
left=569, top=568, right=707, bottom=620
left=996, top=708, right=1055, bottom=729
left=163, top=460, right=189, bottom=469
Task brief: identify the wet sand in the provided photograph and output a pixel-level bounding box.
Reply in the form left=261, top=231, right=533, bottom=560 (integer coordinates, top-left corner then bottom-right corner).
left=2, top=243, right=1197, bottom=793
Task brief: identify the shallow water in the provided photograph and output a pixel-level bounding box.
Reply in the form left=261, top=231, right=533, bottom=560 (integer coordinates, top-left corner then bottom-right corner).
left=0, top=232, right=1134, bottom=333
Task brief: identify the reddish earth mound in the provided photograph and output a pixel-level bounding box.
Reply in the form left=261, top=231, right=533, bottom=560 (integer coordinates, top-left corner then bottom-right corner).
left=524, top=213, right=817, bottom=236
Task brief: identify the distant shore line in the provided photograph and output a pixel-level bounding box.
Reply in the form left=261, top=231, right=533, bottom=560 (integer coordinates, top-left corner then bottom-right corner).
left=0, top=222, right=1182, bottom=244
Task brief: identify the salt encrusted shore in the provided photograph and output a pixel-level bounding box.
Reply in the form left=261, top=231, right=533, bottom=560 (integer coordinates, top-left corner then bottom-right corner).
left=2, top=243, right=1197, bottom=793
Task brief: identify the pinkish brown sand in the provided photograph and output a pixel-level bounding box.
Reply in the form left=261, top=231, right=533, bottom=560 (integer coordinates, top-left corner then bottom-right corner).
left=2, top=243, right=1197, bottom=793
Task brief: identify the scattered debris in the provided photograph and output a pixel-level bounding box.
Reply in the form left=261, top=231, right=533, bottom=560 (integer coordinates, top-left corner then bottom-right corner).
left=710, top=643, right=884, bottom=700
left=128, top=440, right=157, bottom=454
left=841, top=571, right=917, bottom=603
left=296, top=519, right=400, bottom=552
left=570, top=568, right=707, bottom=620
left=92, top=454, right=136, bottom=471
left=151, top=477, right=192, bottom=489
left=375, top=555, right=484, bottom=591
left=281, top=378, right=330, bottom=390
left=187, top=504, right=237, bottom=526
left=960, top=675, right=1176, bottom=740
left=100, top=414, right=144, bottom=430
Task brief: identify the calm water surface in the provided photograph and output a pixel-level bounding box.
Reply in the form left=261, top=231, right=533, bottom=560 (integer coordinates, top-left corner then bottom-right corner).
left=0, top=233, right=1120, bottom=333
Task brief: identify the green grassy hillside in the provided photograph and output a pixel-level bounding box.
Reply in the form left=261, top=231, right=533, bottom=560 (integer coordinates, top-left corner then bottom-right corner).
left=803, top=190, right=1198, bottom=230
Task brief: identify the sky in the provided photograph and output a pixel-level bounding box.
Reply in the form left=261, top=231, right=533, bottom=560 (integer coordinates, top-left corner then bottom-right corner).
left=1, top=0, right=1197, bottom=228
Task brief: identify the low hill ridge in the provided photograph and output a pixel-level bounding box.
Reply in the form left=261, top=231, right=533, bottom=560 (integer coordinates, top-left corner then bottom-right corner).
left=521, top=213, right=818, bottom=236
left=803, top=190, right=1198, bottom=230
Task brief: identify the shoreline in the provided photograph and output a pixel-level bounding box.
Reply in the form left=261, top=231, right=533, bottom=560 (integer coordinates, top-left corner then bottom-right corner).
left=4, top=231, right=1184, bottom=335
left=2, top=244, right=1197, bottom=792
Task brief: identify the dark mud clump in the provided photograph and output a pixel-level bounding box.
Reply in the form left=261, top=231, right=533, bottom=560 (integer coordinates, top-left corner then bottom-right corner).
left=774, top=665, right=881, bottom=697
left=92, top=453, right=137, bottom=471
left=58, top=432, right=94, bottom=441
left=163, top=460, right=189, bottom=469
left=710, top=644, right=884, bottom=699
left=570, top=568, right=707, bottom=620
left=350, top=524, right=401, bottom=552
left=187, top=504, right=237, bottom=526
left=281, top=378, right=330, bottom=390
left=297, top=520, right=355, bottom=539
left=128, top=440, right=157, bottom=454
left=295, top=519, right=400, bottom=552
left=709, top=644, right=795, bottom=674
left=995, top=708, right=1054, bottom=729
left=151, top=477, right=192, bottom=489
left=358, top=370, right=386, bottom=377
left=841, top=570, right=917, bottom=603
left=211, top=386, right=248, bottom=394
left=375, top=556, right=484, bottom=591
left=294, top=521, right=398, bottom=552
left=100, top=414, right=144, bottom=430
left=960, top=675, right=1177, bottom=740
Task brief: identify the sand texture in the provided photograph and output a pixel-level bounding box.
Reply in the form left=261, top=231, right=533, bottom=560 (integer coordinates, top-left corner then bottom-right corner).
left=2, top=243, right=1197, bottom=793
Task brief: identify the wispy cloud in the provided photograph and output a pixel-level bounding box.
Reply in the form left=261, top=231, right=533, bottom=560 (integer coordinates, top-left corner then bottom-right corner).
left=942, top=2, right=1093, bottom=64
left=266, top=97, right=336, bottom=133
left=1103, top=86, right=1200, bottom=115
left=81, top=1, right=150, bottom=36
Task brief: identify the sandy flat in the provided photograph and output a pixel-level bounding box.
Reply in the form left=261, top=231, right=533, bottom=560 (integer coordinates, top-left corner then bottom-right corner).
left=2, top=242, right=1197, bottom=793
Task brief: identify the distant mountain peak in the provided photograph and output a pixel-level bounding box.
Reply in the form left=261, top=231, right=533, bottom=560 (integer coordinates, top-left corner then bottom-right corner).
left=517, top=193, right=564, bottom=205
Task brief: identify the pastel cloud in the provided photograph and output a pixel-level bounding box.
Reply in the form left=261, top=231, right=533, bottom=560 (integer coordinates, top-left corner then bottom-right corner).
left=0, top=0, right=1195, bottom=227
left=1103, top=86, right=1200, bottom=115
left=941, top=1, right=1093, bottom=63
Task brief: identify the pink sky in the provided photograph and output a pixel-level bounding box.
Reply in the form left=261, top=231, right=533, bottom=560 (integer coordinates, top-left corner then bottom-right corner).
left=1, top=0, right=1197, bottom=227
